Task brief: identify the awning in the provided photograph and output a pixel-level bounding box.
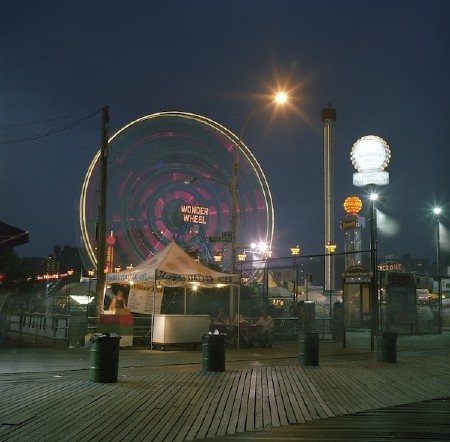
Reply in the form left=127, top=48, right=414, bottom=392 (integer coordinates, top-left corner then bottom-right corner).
left=0, top=221, right=29, bottom=248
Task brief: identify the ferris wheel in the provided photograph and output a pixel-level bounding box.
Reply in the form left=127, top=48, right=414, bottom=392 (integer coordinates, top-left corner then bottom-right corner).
left=79, top=111, right=274, bottom=271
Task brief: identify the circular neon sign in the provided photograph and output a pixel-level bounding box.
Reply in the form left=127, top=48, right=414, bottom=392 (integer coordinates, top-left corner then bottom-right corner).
left=350, top=135, right=390, bottom=186
left=351, top=135, right=390, bottom=172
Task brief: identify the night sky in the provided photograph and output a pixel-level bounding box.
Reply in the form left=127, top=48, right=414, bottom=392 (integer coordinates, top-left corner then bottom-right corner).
left=1, top=0, right=449, bottom=264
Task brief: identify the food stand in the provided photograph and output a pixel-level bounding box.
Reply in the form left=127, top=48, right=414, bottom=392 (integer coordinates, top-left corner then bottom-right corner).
left=105, top=242, right=239, bottom=349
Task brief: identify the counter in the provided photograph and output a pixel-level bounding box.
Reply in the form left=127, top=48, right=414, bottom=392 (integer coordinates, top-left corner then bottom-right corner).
left=152, top=314, right=210, bottom=349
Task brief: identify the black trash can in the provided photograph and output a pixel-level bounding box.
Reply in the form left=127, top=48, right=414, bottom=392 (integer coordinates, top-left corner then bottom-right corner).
left=299, top=332, right=319, bottom=366
left=377, top=332, right=397, bottom=363
left=202, top=333, right=226, bottom=372
left=89, top=333, right=122, bottom=383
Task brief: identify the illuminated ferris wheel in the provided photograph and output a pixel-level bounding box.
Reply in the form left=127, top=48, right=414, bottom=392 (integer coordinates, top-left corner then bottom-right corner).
left=79, top=111, right=274, bottom=271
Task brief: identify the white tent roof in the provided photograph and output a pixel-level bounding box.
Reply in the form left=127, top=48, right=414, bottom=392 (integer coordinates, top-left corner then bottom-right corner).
left=105, top=242, right=239, bottom=287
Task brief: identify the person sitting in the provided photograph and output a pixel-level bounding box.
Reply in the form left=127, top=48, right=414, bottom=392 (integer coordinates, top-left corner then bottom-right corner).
left=256, top=311, right=274, bottom=348
left=215, top=309, right=229, bottom=325
left=232, top=313, right=248, bottom=327
left=109, top=290, right=127, bottom=311
left=212, top=309, right=229, bottom=334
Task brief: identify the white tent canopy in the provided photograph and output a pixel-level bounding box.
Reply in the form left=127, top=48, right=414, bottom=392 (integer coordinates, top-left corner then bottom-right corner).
left=105, top=242, right=239, bottom=287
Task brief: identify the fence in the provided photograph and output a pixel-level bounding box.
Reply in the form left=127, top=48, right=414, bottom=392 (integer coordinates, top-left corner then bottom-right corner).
left=6, top=313, right=91, bottom=348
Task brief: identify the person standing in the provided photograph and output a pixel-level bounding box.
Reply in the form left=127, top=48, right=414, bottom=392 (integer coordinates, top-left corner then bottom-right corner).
left=109, top=290, right=127, bottom=311
left=256, top=311, right=274, bottom=348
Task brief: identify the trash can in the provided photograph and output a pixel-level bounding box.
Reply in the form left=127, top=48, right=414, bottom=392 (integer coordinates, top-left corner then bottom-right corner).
left=89, top=333, right=122, bottom=383
left=377, top=332, right=397, bottom=363
left=299, top=332, right=319, bottom=366
left=202, top=332, right=226, bottom=372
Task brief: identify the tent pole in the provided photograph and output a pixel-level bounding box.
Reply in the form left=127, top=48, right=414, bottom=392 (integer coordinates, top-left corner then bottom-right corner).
left=150, top=277, right=156, bottom=352
left=237, top=282, right=240, bottom=349
left=184, top=287, right=187, bottom=314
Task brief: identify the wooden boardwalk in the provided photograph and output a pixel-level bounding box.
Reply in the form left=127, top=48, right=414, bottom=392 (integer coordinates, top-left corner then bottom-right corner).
left=1, top=352, right=450, bottom=441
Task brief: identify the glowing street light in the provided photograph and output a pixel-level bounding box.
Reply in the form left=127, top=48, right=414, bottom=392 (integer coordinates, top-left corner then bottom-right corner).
left=275, top=91, right=288, bottom=104
left=433, top=207, right=442, bottom=275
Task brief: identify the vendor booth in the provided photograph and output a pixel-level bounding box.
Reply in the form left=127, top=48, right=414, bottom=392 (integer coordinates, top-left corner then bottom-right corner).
left=105, top=242, right=239, bottom=348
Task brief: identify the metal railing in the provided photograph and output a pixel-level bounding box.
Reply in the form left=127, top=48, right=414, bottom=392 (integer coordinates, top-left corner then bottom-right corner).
left=7, top=313, right=71, bottom=347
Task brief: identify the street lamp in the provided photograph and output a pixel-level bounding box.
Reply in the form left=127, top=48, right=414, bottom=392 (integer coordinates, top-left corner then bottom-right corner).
left=325, top=242, right=337, bottom=317
left=350, top=135, right=390, bottom=351
left=185, top=92, right=288, bottom=320
left=228, top=91, right=288, bottom=320
left=291, top=245, right=300, bottom=305
left=433, top=207, right=442, bottom=276
left=369, top=191, right=379, bottom=350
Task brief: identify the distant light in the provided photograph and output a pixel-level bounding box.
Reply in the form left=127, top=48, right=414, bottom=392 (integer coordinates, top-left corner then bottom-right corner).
left=326, top=242, right=337, bottom=253
left=70, top=295, right=94, bottom=305
left=290, top=245, right=301, bottom=256
left=369, top=192, right=379, bottom=202
left=274, top=92, right=288, bottom=104
left=238, top=253, right=247, bottom=261
left=256, top=242, right=268, bottom=252
left=433, top=207, right=442, bottom=216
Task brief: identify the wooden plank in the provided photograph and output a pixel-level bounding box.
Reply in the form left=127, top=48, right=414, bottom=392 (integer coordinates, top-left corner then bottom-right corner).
left=106, top=374, right=195, bottom=442
left=260, top=367, right=272, bottom=429
left=266, top=367, right=281, bottom=427
left=205, top=371, right=239, bottom=439
left=236, top=370, right=252, bottom=433
left=245, top=367, right=257, bottom=431
left=227, top=369, right=248, bottom=434
left=253, top=368, right=263, bottom=430
left=216, top=370, right=242, bottom=436
left=1, top=352, right=450, bottom=442
left=195, top=373, right=230, bottom=440
left=274, top=367, right=297, bottom=424
left=0, top=412, right=35, bottom=425
left=179, top=372, right=225, bottom=441
left=279, top=366, right=309, bottom=423
left=280, top=365, right=313, bottom=422
left=270, top=366, right=288, bottom=426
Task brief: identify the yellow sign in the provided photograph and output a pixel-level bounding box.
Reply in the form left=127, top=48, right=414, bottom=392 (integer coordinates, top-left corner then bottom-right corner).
left=180, top=204, right=209, bottom=224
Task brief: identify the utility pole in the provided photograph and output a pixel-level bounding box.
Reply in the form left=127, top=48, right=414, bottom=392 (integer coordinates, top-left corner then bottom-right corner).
left=322, top=106, right=336, bottom=293
left=96, top=105, right=110, bottom=318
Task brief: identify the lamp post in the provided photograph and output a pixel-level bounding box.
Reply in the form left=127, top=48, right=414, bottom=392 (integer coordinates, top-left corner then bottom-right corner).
left=369, top=191, right=379, bottom=350
left=291, top=245, right=300, bottom=305
left=350, top=135, right=390, bottom=351
left=95, top=105, right=110, bottom=318
left=433, top=207, right=442, bottom=276
left=186, top=92, right=287, bottom=321
left=229, top=91, right=288, bottom=320
left=325, top=242, right=336, bottom=317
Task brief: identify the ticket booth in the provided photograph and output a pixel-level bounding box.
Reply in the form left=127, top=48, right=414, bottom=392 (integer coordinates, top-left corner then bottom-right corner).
left=342, top=266, right=372, bottom=330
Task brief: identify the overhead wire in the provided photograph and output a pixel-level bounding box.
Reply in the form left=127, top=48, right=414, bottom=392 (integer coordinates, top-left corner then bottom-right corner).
left=0, top=108, right=102, bottom=145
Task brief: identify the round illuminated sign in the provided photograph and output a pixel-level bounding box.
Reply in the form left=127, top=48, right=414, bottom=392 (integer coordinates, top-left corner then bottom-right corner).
left=343, top=196, right=362, bottom=215
left=351, top=135, right=390, bottom=172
